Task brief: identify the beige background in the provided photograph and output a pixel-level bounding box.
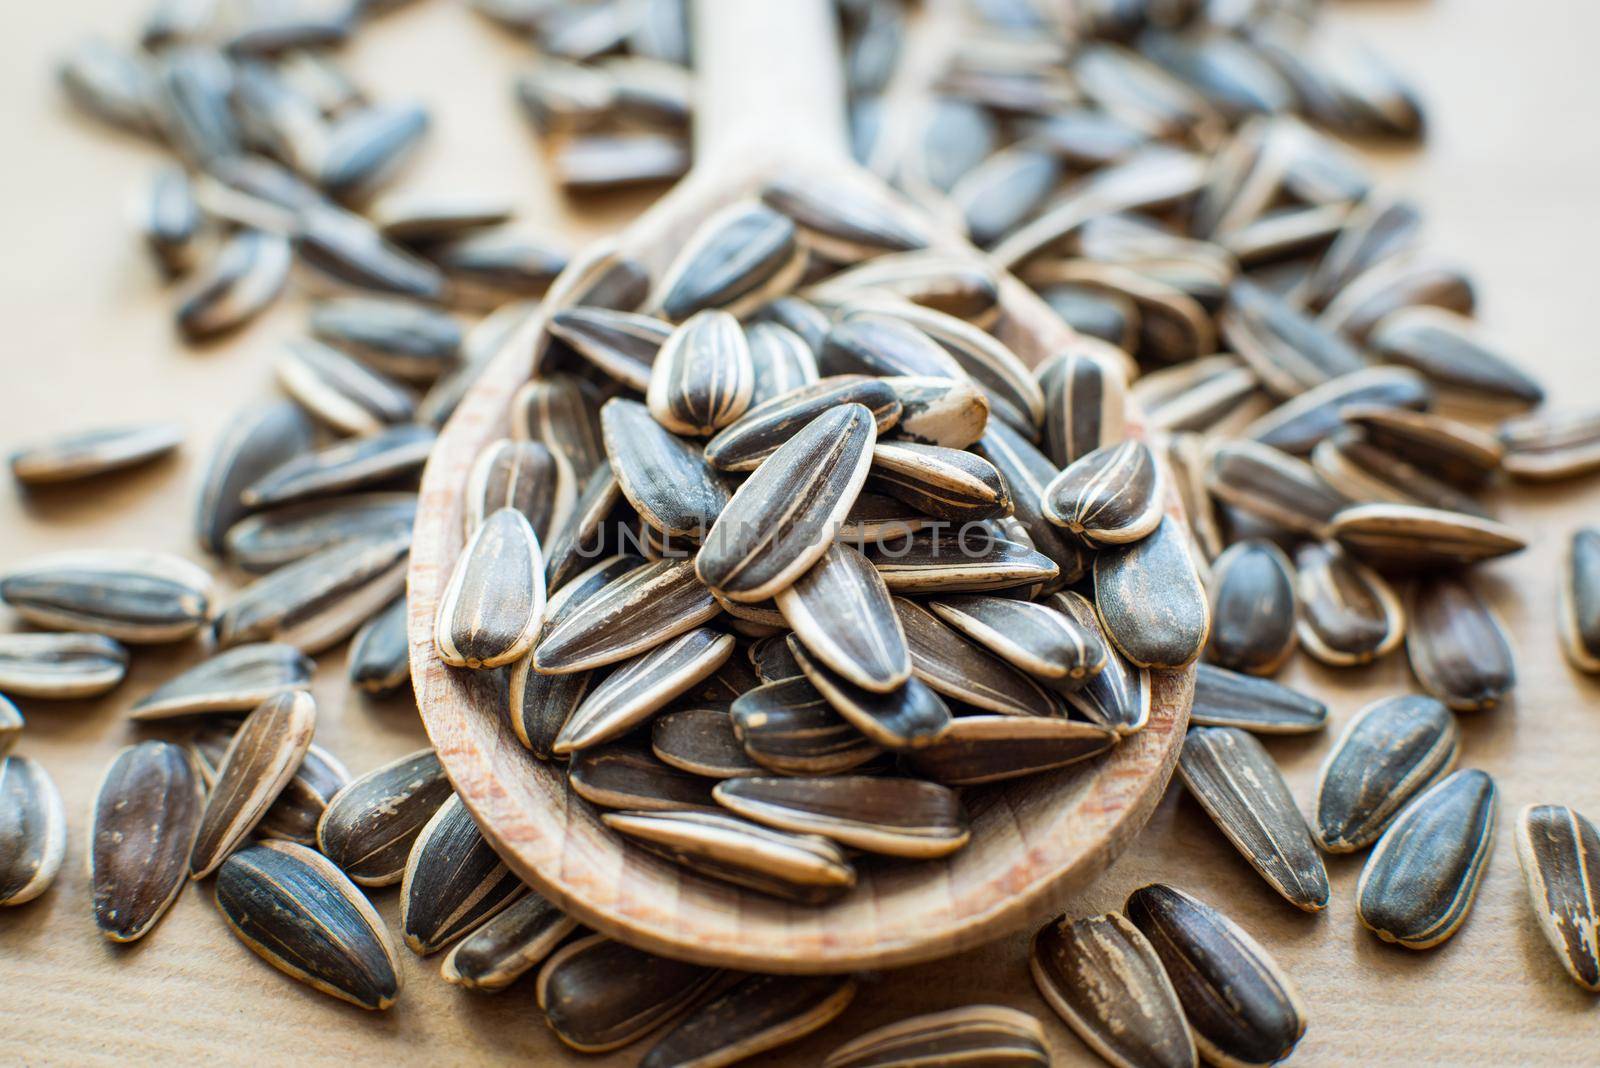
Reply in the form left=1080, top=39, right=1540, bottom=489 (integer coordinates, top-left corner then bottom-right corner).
left=2, top=1, right=1598, bottom=1064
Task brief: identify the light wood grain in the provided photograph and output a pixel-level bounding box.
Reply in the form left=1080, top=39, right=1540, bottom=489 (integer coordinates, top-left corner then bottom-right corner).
left=3, top=0, right=1599, bottom=1063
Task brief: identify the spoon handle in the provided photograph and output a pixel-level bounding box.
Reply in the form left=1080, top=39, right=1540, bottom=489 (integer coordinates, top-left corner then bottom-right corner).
left=692, top=0, right=849, bottom=167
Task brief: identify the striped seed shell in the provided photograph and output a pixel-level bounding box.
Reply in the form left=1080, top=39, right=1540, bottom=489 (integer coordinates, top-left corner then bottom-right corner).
left=704, top=375, right=900, bottom=477
left=318, top=101, right=428, bottom=202
left=1294, top=542, right=1404, bottom=667
left=215, top=529, right=411, bottom=653
left=509, top=648, right=590, bottom=761
left=1346, top=405, right=1503, bottom=488
left=1094, top=516, right=1211, bottom=669
left=307, top=296, right=462, bottom=383
left=762, top=174, right=929, bottom=260
left=274, top=339, right=415, bottom=436
left=9, top=422, right=183, bottom=485
left=866, top=529, right=1058, bottom=594
left=568, top=744, right=717, bottom=812
left=892, top=597, right=1058, bottom=719
left=698, top=403, right=877, bottom=603
left=194, top=401, right=314, bottom=555
left=776, top=542, right=908, bottom=693
left=91, top=741, right=204, bottom=941
left=652, top=706, right=761, bottom=779
left=905, top=715, right=1118, bottom=786
left=553, top=627, right=734, bottom=753
left=839, top=492, right=931, bottom=543
left=401, top=794, right=526, bottom=955
left=1205, top=539, right=1298, bottom=676
left=1311, top=430, right=1487, bottom=518
left=0, top=633, right=129, bottom=699
left=1219, top=277, right=1366, bottom=398
left=214, top=840, right=402, bottom=1010
left=1037, top=349, right=1128, bottom=469
left=601, top=808, right=857, bottom=904
left=748, top=633, right=804, bottom=683
left=1191, top=664, right=1327, bottom=734
left=512, top=374, right=605, bottom=483
left=257, top=743, right=350, bottom=848
left=1125, top=883, right=1306, bottom=1067
left=435, top=507, right=545, bottom=670
left=1048, top=590, right=1152, bottom=734
left=1241, top=366, right=1432, bottom=456
left=550, top=133, right=689, bottom=192
left=1515, top=804, right=1600, bottom=992
left=241, top=424, right=435, bottom=509
left=536, top=933, right=725, bottom=1053
left=189, top=690, right=316, bottom=878
left=1179, top=726, right=1330, bottom=911
left=789, top=639, right=951, bottom=751
left=0, top=755, right=66, bottom=906
left=425, top=229, right=568, bottom=303
left=824, top=1004, right=1049, bottom=1068
left=884, top=375, right=989, bottom=450
left=929, top=595, right=1106, bottom=684
left=1357, top=769, right=1497, bottom=950
left=440, top=890, right=576, bottom=992
left=745, top=322, right=820, bottom=407
left=1330, top=502, right=1527, bottom=570
left=1498, top=407, right=1600, bottom=482
left=1134, top=355, right=1258, bottom=437
left=1158, top=433, right=1226, bottom=563
left=1406, top=574, right=1516, bottom=712
left=1319, top=257, right=1476, bottom=345
left=369, top=191, right=513, bottom=244
left=820, top=314, right=965, bottom=381
left=132, top=642, right=314, bottom=720
left=810, top=252, right=998, bottom=323
left=348, top=595, right=410, bottom=695
left=1315, top=695, right=1459, bottom=853
left=317, top=749, right=451, bottom=887
left=548, top=307, right=670, bottom=392
left=869, top=441, right=1010, bottom=522
left=464, top=439, right=563, bottom=543
left=639, top=974, right=857, bottom=1068
left=1560, top=527, right=1600, bottom=672
left=1030, top=912, right=1197, bottom=1068
left=647, top=310, right=756, bottom=436
left=651, top=201, right=803, bottom=321
left=730, top=677, right=882, bottom=776
left=975, top=420, right=1090, bottom=588
left=714, top=775, right=969, bottom=858
left=543, top=465, right=623, bottom=591
left=176, top=229, right=291, bottom=340
left=535, top=558, right=719, bottom=673
left=1043, top=440, right=1162, bottom=546
left=0, top=550, right=213, bottom=644
left=223, top=492, right=417, bottom=574
left=602, top=397, right=729, bottom=537
left=1206, top=439, right=1352, bottom=536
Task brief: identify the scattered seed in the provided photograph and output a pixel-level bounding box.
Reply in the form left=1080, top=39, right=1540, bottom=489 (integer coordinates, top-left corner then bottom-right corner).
left=1191, top=663, right=1327, bottom=735
left=1315, top=695, right=1458, bottom=853
left=440, top=891, right=576, bottom=993
left=1514, top=804, right=1600, bottom=993
left=0, top=755, right=66, bottom=906
left=1095, top=516, right=1211, bottom=669
left=195, top=401, right=315, bottom=556
left=317, top=748, right=451, bottom=887
left=1294, top=542, right=1404, bottom=667
left=241, top=424, right=435, bottom=509
left=1205, top=539, right=1298, bottom=676
left=257, top=743, right=350, bottom=848
left=401, top=793, right=526, bottom=955
left=1560, top=528, right=1600, bottom=673
left=91, top=741, right=203, bottom=941
left=536, top=933, right=725, bottom=1053
left=1330, top=502, right=1526, bottom=570
left=0, top=549, right=213, bottom=644
left=348, top=595, right=410, bottom=695
left=275, top=339, right=417, bottom=436
left=10, top=422, right=183, bottom=486
left=0, top=633, right=129, bottom=699
left=223, top=492, right=417, bottom=573
left=640, top=974, right=857, bottom=1068
left=1406, top=574, right=1516, bottom=711
left=554, top=627, right=734, bottom=754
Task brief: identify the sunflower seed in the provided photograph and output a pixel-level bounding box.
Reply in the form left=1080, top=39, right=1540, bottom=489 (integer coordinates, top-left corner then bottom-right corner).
left=132, top=642, right=314, bottom=720
left=1125, top=883, right=1306, bottom=1067
left=176, top=228, right=291, bottom=340
left=0, top=755, right=65, bottom=906
left=569, top=743, right=718, bottom=812
left=1039, top=282, right=1139, bottom=351
left=1320, top=257, right=1475, bottom=344
left=1311, top=430, right=1488, bottom=517
left=508, top=653, right=589, bottom=762
left=257, top=743, right=350, bottom=848
left=1223, top=201, right=1350, bottom=267
left=317, top=749, right=451, bottom=887
left=906, top=715, right=1118, bottom=786
left=649, top=705, right=758, bottom=779
left=348, top=596, right=410, bottom=695
left=1406, top=574, right=1516, bottom=711
left=699, top=403, right=876, bottom=602
left=195, top=401, right=315, bottom=556
left=308, top=296, right=463, bottom=382
left=1033, top=352, right=1126, bottom=471
left=441, top=891, right=576, bottom=993
left=739, top=322, right=819, bottom=409
left=535, top=556, right=719, bottom=673
left=1133, top=355, right=1258, bottom=437
left=156, top=46, right=240, bottom=164
left=641, top=974, right=857, bottom=1068
left=1315, top=695, right=1458, bottom=854
left=1204, top=539, right=1298, bottom=677
left=1042, top=439, right=1162, bottom=547
left=815, top=255, right=1001, bottom=329
left=546, top=307, right=668, bottom=392
left=704, top=376, right=901, bottom=474
left=513, top=57, right=615, bottom=132
left=513, top=374, right=606, bottom=484
left=435, top=507, right=545, bottom=670
left=1028, top=261, right=1213, bottom=368
left=1030, top=912, right=1195, bottom=1068
left=0, top=550, right=212, bottom=644
left=748, top=633, right=803, bottom=683
left=769, top=542, right=907, bottom=693
left=1357, top=768, right=1497, bottom=950
left=90, top=741, right=203, bottom=941
left=731, top=677, right=882, bottom=776
left=295, top=202, right=448, bottom=301
left=544, top=467, right=623, bottom=591
left=224, top=492, right=417, bottom=573
left=1515, top=804, right=1600, bottom=993
left=1303, top=195, right=1423, bottom=311
left=196, top=154, right=321, bottom=232
left=1206, top=439, right=1353, bottom=536
left=1220, top=278, right=1366, bottom=398
left=1367, top=306, right=1541, bottom=411
left=1094, top=516, right=1210, bottom=670
left=1242, top=367, right=1432, bottom=457
left=820, top=313, right=965, bottom=381
left=601, top=53, right=690, bottom=125
left=537, top=933, right=725, bottom=1052
left=369, top=191, right=513, bottom=245
left=925, top=595, right=1102, bottom=687
left=868, top=527, right=1058, bottom=594
left=828, top=1003, right=1049, bottom=1068
left=1046, top=590, right=1152, bottom=734
left=1158, top=433, right=1226, bottom=564
left=0, top=633, right=128, bottom=699
left=401, top=793, right=525, bottom=955
left=869, top=442, right=1009, bottom=522
left=10, top=422, right=183, bottom=486
left=554, top=627, right=734, bottom=753
left=951, top=144, right=1062, bottom=248
left=652, top=201, right=803, bottom=321
left=275, top=339, right=416, bottom=435
left=58, top=38, right=163, bottom=138
left=975, top=421, right=1090, bottom=588
left=1293, top=541, right=1404, bottom=667
left=216, top=529, right=410, bottom=653
left=644, top=310, right=756, bottom=437
left=888, top=597, right=1053, bottom=718
left=214, top=840, right=402, bottom=1010
left=427, top=229, right=569, bottom=304
left=1179, top=726, right=1329, bottom=911
left=601, top=808, right=857, bottom=903
left=552, top=129, right=690, bottom=191
left=789, top=638, right=951, bottom=751
left=1498, top=406, right=1600, bottom=482
left=602, top=397, right=729, bottom=538
left=715, top=773, right=968, bottom=858
left=189, top=690, right=316, bottom=878
left=882, top=376, right=988, bottom=451
left=241, top=424, right=435, bottom=509
left=1560, top=528, right=1600, bottom=673
left=762, top=174, right=929, bottom=261
left=319, top=101, right=428, bottom=203
left=1190, top=663, right=1327, bottom=736
left=1339, top=407, right=1501, bottom=487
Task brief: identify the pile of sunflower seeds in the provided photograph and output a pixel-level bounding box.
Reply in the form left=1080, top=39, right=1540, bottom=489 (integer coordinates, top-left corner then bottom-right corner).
left=6, top=0, right=1598, bottom=1063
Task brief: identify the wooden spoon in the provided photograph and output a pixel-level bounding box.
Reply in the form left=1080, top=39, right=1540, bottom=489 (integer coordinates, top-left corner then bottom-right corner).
left=408, top=0, right=1191, bottom=973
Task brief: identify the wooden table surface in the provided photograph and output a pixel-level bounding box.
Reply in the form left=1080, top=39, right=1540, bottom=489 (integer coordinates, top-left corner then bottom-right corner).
left=3, top=1, right=1598, bottom=1064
